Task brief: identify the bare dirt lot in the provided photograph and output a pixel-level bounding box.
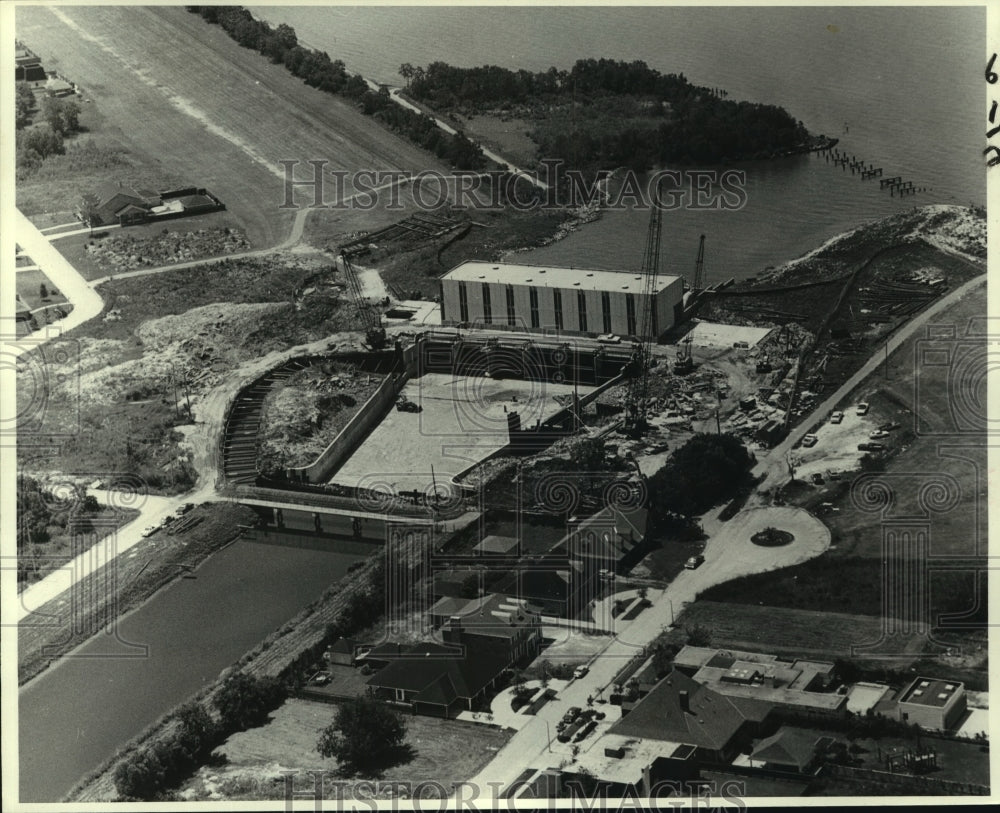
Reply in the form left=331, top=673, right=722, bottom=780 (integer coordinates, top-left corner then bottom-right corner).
left=178, top=698, right=513, bottom=801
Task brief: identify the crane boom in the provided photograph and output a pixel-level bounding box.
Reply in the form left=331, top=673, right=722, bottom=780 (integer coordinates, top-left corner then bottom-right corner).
left=340, top=249, right=387, bottom=350
left=693, top=233, right=706, bottom=291
left=622, top=182, right=664, bottom=436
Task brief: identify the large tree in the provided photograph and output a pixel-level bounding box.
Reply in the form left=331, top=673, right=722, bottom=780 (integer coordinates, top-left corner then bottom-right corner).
left=316, top=695, right=407, bottom=773
left=647, top=432, right=754, bottom=521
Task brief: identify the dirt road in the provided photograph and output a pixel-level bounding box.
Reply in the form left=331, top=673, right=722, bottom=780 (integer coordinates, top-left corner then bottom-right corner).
left=753, top=272, right=987, bottom=492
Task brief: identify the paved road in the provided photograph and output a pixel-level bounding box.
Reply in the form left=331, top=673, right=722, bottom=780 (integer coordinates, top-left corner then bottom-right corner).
left=15, top=487, right=210, bottom=622
left=9, top=210, right=105, bottom=355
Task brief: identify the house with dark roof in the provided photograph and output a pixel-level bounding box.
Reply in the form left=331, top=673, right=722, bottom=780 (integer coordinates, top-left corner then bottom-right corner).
left=609, top=669, right=772, bottom=764
left=749, top=726, right=836, bottom=774
left=365, top=642, right=511, bottom=717
left=555, top=504, right=649, bottom=574
left=438, top=595, right=543, bottom=667
left=323, top=637, right=361, bottom=667
left=82, top=182, right=224, bottom=227
left=492, top=557, right=590, bottom=617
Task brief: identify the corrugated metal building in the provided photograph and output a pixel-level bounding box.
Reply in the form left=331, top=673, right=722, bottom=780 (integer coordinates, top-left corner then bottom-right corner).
left=439, top=261, right=684, bottom=341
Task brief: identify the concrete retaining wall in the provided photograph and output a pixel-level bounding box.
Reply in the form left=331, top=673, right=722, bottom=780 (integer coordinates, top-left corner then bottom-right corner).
left=286, top=370, right=409, bottom=484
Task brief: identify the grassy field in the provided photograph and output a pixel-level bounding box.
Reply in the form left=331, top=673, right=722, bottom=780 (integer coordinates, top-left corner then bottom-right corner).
left=178, top=699, right=513, bottom=801
left=17, top=4, right=451, bottom=251
left=812, top=734, right=990, bottom=794
left=673, top=601, right=925, bottom=664
left=16, top=268, right=70, bottom=311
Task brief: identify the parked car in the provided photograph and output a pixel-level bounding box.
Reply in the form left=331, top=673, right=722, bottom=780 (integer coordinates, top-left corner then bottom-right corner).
left=858, top=442, right=886, bottom=452
left=801, top=434, right=819, bottom=448
left=141, top=526, right=157, bottom=538
left=856, top=402, right=870, bottom=416
left=811, top=473, right=825, bottom=485
left=869, top=430, right=889, bottom=439
left=830, top=411, right=844, bottom=424
left=685, top=554, right=705, bottom=569
left=879, top=421, right=901, bottom=431
left=733, top=340, right=750, bottom=349
left=573, top=665, right=590, bottom=680
left=597, top=334, right=622, bottom=344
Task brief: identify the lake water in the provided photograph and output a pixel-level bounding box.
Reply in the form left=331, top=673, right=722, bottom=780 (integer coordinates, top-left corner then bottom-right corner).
left=257, top=5, right=986, bottom=282
left=18, top=536, right=371, bottom=802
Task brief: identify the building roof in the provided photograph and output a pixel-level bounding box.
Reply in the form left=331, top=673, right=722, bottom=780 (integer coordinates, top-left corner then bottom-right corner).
left=474, top=535, right=520, bottom=555
left=899, top=676, right=964, bottom=708
left=609, top=669, right=771, bottom=751
left=365, top=642, right=510, bottom=706
left=562, top=734, right=688, bottom=786
left=327, top=637, right=357, bottom=654
left=442, top=261, right=682, bottom=295
left=751, top=726, right=829, bottom=770
left=558, top=504, right=648, bottom=561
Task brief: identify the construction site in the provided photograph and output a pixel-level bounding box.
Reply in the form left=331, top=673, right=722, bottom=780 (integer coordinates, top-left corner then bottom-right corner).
left=214, top=198, right=983, bottom=533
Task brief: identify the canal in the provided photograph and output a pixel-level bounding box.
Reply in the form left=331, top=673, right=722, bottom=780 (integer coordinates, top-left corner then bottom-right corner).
left=19, top=533, right=373, bottom=803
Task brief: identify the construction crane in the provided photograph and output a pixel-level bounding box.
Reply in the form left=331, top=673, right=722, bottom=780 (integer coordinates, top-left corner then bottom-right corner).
left=339, top=249, right=387, bottom=351
left=622, top=182, right=665, bottom=437
left=691, top=233, right=706, bottom=292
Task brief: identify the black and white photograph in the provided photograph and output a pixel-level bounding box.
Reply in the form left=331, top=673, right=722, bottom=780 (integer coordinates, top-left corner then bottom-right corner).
left=2, top=1, right=994, bottom=808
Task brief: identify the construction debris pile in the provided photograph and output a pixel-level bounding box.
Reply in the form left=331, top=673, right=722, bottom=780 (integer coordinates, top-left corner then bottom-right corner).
left=85, top=227, right=250, bottom=273
left=257, top=362, right=385, bottom=473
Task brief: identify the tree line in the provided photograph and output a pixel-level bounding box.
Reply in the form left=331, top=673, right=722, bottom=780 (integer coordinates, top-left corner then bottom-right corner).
left=186, top=6, right=486, bottom=170
left=404, top=57, right=813, bottom=169
left=16, top=87, right=83, bottom=176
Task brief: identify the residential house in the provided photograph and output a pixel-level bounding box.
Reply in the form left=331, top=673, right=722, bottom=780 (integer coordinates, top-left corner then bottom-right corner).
left=608, top=668, right=772, bottom=764
left=365, top=642, right=510, bottom=717
left=749, top=726, right=836, bottom=774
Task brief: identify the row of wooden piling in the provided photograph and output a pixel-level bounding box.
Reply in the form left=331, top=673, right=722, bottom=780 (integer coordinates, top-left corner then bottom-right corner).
left=822, top=148, right=926, bottom=195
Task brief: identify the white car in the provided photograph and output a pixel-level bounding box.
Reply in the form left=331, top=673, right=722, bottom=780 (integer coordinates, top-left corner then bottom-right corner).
left=869, top=430, right=889, bottom=439
left=856, top=402, right=870, bottom=416
left=830, top=411, right=844, bottom=424
left=141, top=526, right=157, bottom=538
left=573, top=665, right=589, bottom=679
left=801, top=434, right=818, bottom=448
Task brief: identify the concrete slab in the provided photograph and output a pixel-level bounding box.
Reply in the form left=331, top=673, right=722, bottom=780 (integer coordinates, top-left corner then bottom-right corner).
left=846, top=682, right=893, bottom=714
left=329, top=373, right=593, bottom=494
left=683, top=321, right=774, bottom=349
left=956, top=707, right=989, bottom=739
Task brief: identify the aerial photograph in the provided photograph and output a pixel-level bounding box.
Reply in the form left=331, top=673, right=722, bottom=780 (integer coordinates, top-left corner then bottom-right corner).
left=3, top=1, right=993, bottom=808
